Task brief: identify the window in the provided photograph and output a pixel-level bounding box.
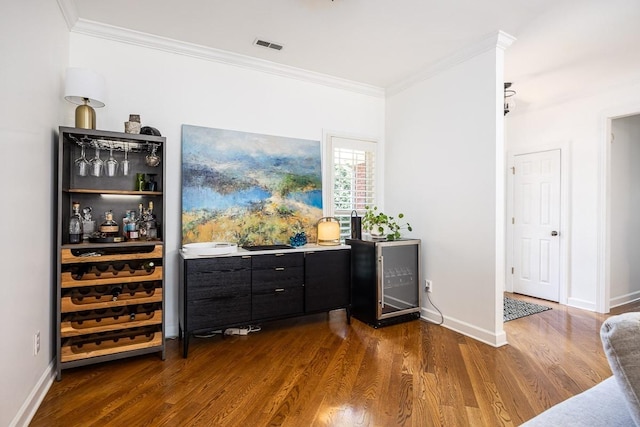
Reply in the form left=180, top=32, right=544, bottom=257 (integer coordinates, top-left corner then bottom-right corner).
left=328, top=136, right=378, bottom=240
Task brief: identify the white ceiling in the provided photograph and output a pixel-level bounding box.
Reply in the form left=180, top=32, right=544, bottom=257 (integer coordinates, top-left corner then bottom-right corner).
left=70, top=0, right=640, bottom=107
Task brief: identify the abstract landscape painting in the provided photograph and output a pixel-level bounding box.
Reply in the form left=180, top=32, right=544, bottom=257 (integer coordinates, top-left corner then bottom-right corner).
left=181, top=125, right=322, bottom=245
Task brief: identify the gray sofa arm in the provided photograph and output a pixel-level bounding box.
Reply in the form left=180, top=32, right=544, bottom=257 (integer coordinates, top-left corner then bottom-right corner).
left=601, top=312, right=640, bottom=426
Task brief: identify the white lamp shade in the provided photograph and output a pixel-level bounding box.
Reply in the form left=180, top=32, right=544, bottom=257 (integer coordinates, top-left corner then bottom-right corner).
left=64, top=68, right=106, bottom=108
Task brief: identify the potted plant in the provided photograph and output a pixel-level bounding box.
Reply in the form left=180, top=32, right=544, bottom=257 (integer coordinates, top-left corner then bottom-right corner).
left=362, top=206, right=412, bottom=240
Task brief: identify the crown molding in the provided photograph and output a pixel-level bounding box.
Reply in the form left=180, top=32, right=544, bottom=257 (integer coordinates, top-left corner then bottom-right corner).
left=70, top=19, right=385, bottom=98
left=386, top=30, right=516, bottom=97
left=56, top=0, right=78, bottom=31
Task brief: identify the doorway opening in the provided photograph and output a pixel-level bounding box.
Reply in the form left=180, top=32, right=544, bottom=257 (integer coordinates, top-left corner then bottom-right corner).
left=604, top=114, right=640, bottom=312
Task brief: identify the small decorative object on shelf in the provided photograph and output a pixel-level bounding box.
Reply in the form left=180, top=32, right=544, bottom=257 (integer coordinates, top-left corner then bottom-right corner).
left=350, top=210, right=362, bottom=239
left=145, top=144, right=161, bottom=167
left=124, top=114, right=141, bottom=134
left=140, top=126, right=161, bottom=136
left=290, top=231, right=307, bottom=247
left=145, top=174, right=157, bottom=191
left=137, top=202, right=158, bottom=240
left=136, top=172, right=146, bottom=191
left=362, top=206, right=412, bottom=240
left=68, top=202, right=83, bottom=244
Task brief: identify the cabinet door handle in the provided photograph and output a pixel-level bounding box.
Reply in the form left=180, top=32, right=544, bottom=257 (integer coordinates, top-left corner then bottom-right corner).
left=275, top=253, right=284, bottom=257
left=275, top=288, right=285, bottom=292
left=275, top=267, right=285, bottom=271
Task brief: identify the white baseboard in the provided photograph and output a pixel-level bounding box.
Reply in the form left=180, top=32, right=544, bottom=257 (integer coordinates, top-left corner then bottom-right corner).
left=420, top=307, right=508, bottom=347
left=10, top=359, right=55, bottom=427
left=610, top=290, right=640, bottom=309
left=567, top=297, right=596, bottom=311
left=165, top=322, right=179, bottom=339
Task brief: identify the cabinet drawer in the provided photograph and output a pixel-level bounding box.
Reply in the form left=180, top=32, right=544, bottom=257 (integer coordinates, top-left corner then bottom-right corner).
left=187, top=296, right=251, bottom=331
left=251, top=252, right=303, bottom=269
left=186, top=257, right=251, bottom=299
left=252, top=266, right=303, bottom=293
left=252, top=287, right=303, bottom=319
left=188, top=256, right=251, bottom=274
left=187, top=270, right=251, bottom=300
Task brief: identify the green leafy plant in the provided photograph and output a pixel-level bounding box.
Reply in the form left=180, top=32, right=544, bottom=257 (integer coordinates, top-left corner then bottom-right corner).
left=362, top=206, right=412, bottom=240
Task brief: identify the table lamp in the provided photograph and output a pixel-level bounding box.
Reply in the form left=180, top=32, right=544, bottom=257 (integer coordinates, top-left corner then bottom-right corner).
left=64, top=68, right=106, bottom=129
left=317, top=217, right=341, bottom=245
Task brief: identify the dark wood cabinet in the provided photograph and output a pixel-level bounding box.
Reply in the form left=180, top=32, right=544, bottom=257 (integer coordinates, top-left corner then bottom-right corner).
left=179, top=247, right=350, bottom=357
left=304, top=249, right=350, bottom=313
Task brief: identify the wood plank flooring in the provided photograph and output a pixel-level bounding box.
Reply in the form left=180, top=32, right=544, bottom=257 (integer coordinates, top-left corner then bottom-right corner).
left=31, top=294, right=639, bottom=426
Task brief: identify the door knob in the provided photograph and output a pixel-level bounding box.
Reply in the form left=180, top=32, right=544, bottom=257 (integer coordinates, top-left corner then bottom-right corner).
left=551, top=231, right=559, bottom=236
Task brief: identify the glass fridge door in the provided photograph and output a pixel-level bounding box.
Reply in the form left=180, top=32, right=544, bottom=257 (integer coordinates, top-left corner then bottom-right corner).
left=377, top=241, right=420, bottom=319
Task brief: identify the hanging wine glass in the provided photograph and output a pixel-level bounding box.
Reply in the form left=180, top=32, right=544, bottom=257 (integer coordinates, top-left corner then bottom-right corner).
left=106, top=144, right=118, bottom=177
left=145, top=144, right=161, bottom=167
left=90, top=145, right=104, bottom=177
left=121, top=143, right=130, bottom=176
left=74, top=145, right=90, bottom=177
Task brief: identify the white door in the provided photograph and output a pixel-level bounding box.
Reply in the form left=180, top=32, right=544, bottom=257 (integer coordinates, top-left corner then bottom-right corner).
left=513, top=150, right=561, bottom=301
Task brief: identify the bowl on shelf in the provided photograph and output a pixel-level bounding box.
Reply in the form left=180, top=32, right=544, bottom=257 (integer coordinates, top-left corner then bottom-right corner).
left=181, top=242, right=238, bottom=256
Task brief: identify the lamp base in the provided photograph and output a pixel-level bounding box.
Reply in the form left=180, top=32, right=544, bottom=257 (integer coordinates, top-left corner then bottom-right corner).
left=317, top=239, right=340, bottom=246
left=75, top=104, right=96, bottom=129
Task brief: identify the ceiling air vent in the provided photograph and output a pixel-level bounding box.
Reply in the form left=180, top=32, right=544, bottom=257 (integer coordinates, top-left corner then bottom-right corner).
left=253, top=38, right=283, bottom=51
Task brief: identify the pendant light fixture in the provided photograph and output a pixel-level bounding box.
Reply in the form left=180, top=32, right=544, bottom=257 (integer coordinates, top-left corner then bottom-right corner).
left=504, top=82, right=516, bottom=116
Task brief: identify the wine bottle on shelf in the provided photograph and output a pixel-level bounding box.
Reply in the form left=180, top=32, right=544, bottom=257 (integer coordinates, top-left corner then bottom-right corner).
left=146, top=201, right=158, bottom=240
left=123, top=210, right=139, bottom=241
left=68, top=202, right=83, bottom=244
left=111, top=285, right=123, bottom=301
left=137, top=203, right=147, bottom=240
left=99, top=211, right=120, bottom=241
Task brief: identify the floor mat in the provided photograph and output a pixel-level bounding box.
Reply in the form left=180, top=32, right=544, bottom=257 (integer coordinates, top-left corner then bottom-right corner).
left=504, top=296, right=552, bottom=322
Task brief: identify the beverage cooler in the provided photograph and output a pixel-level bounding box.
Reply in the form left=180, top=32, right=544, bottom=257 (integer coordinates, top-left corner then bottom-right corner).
left=346, top=238, right=421, bottom=328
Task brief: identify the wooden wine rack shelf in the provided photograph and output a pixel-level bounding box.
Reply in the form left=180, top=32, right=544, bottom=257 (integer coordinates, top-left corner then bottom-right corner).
left=61, top=245, right=163, bottom=264
left=61, top=310, right=163, bottom=337
left=60, top=332, right=163, bottom=363
left=60, top=266, right=163, bottom=288
left=61, top=288, right=163, bottom=313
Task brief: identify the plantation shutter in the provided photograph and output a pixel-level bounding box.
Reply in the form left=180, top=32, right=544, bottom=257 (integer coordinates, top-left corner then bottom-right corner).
left=330, top=136, right=377, bottom=241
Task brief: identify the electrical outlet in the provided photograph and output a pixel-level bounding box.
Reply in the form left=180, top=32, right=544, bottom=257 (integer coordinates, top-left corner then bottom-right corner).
left=34, top=331, right=40, bottom=356
left=425, top=280, right=433, bottom=293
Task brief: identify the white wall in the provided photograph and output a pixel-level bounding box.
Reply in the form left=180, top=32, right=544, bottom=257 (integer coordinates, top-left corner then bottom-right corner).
left=68, top=32, right=386, bottom=337
left=506, top=81, right=640, bottom=311
left=385, top=46, right=506, bottom=346
left=610, top=114, right=640, bottom=306
left=0, top=2, right=69, bottom=426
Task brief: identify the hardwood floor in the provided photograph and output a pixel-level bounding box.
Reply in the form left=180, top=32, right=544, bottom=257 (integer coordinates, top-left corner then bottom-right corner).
left=31, top=295, right=638, bottom=426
